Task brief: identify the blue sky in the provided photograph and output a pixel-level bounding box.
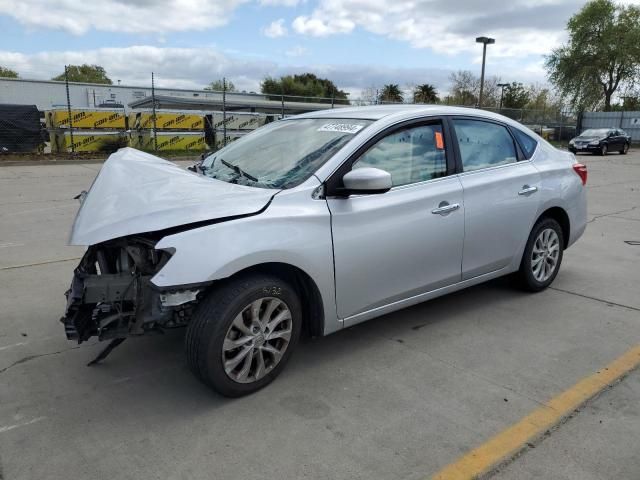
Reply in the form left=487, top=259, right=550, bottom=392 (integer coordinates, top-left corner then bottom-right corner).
left=0, top=0, right=611, bottom=97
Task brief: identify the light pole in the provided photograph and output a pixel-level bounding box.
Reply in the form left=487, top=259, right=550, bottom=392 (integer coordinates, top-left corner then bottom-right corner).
left=475, top=36, right=495, bottom=108
left=497, top=82, right=509, bottom=110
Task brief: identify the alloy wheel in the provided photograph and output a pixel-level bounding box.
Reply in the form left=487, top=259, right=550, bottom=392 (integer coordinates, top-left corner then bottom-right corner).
left=222, top=297, right=292, bottom=384
left=531, top=228, right=560, bottom=283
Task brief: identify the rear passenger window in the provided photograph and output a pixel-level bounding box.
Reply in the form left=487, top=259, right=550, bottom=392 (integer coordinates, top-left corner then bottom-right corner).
left=512, top=128, right=538, bottom=159
left=452, top=119, right=517, bottom=172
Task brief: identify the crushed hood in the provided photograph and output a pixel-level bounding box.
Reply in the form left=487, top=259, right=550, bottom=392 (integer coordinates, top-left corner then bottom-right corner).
left=69, top=148, right=278, bottom=246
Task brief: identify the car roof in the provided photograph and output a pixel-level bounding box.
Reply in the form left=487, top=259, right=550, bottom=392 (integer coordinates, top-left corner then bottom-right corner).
left=293, top=104, right=528, bottom=127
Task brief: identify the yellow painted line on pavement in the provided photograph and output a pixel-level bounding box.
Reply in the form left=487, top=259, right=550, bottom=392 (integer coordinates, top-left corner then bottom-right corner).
left=432, top=344, right=640, bottom=480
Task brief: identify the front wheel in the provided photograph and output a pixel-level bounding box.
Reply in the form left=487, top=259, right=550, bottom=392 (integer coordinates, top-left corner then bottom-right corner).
left=186, top=273, right=302, bottom=397
left=600, top=144, right=608, bottom=156
left=518, top=218, right=564, bottom=292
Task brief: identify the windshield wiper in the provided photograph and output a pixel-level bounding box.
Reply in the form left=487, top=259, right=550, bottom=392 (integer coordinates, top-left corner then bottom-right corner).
left=275, top=136, right=344, bottom=188
left=220, top=158, right=258, bottom=182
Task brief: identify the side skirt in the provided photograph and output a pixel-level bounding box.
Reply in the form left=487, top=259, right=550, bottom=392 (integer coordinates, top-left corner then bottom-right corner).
left=343, top=267, right=513, bottom=328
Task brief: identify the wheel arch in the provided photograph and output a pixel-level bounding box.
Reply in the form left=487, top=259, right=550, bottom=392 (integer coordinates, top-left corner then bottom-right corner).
left=537, top=206, right=570, bottom=248
left=219, top=262, right=325, bottom=338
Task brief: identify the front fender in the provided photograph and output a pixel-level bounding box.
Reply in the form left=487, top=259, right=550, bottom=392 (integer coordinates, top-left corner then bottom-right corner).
left=152, top=183, right=341, bottom=335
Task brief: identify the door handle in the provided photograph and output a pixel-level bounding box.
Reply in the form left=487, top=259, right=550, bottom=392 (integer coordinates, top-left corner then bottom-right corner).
left=431, top=202, right=460, bottom=215
left=518, top=185, right=538, bottom=196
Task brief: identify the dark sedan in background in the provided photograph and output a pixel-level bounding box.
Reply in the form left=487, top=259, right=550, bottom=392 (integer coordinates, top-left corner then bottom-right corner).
left=569, top=128, right=631, bottom=155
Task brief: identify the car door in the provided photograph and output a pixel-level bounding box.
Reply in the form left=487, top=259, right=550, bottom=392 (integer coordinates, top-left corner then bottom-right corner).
left=326, top=119, right=464, bottom=322
left=450, top=117, right=542, bottom=280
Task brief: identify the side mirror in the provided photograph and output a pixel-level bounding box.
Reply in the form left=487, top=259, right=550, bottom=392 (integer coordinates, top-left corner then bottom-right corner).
left=608, top=132, right=615, bottom=138
left=340, top=167, right=392, bottom=195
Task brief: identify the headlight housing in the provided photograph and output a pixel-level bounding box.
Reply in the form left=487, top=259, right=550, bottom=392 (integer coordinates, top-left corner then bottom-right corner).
left=589, top=141, right=600, bottom=146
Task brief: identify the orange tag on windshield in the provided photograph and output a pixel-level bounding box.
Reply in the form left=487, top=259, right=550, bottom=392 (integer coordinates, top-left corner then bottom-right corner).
left=435, top=131, right=444, bottom=149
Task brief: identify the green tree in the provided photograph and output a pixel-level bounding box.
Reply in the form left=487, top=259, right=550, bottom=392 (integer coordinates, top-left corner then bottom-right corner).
left=379, top=84, right=403, bottom=103
left=447, top=71, right=504, bottom=107
left=205, top=79, right=236, bottom=92
left=610, top=88, right=640, bottom=110
left=413, top=84, right=439, bottom=104
left=503, top=82, right=531, bottom=109
left=525, top=84, right=564, bottom=111
left=545, top=0, right=640, bottom=111
left=52, top=64, right=112, bottom=84
left=620, top=96, right=640, bottom=110
left=261, top=73, right=349, bottom=104
left=448, top=70, right=478, bottom=106
left=0, top=66, right=18, bottom=78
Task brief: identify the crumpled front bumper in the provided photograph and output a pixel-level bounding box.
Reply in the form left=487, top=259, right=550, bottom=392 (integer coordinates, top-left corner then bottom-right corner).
left=61, top=269, right=155, bottom=343
left=61, top=269, right=202, bottom=343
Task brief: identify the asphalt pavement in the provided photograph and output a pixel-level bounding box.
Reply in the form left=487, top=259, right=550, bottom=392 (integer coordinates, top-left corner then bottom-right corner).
left=0, top=151, right=638, bottom=480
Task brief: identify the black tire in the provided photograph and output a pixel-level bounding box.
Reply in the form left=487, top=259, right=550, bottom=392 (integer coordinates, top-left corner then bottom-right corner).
left=517, top=217, right=564, bottom=292
left=620, top=142, right=629, bottom=155
left=600, top=144, right=608, bottom=156
left=186, top=273, right=302, bottom=397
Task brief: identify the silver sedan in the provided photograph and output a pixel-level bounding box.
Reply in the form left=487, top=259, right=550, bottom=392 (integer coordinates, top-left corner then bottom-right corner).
left=61, top=105, right=588, bottom=396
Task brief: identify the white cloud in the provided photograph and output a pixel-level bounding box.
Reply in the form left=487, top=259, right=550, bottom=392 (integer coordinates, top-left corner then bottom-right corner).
left=285, top=45, right=308, bottom=57
left=292, top=16, right=354, bottom=36
left=262, top=19, right=287, bottom=38
left=259, top=0, right=300, bottom=6
left=0, top=45, right=549, bottom=96
left=0, top=46, right=275, bottom=92
left=0, top=45, right=455, bottom=93
left=292, top=0, right=581, bottom=58
left=0, top=0, right=248, bottom=35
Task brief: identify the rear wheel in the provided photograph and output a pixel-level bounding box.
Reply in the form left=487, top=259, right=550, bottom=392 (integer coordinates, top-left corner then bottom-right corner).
left=518, top=217, right=564, bottom=292
left=620, top=142, right=629, bottom=155
left=186, top=273, right=301, bottom=397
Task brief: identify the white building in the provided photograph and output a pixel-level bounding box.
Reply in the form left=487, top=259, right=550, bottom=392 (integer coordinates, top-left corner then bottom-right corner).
left=0, top=77, right=342, bottom=114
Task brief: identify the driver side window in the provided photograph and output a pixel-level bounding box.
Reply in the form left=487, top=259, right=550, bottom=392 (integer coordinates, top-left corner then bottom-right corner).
left=353, top=123, right=447, bottom=187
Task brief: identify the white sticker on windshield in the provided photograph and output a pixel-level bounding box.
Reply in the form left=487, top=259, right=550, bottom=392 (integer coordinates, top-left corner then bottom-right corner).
left=317, top=123, right=364, bottom=134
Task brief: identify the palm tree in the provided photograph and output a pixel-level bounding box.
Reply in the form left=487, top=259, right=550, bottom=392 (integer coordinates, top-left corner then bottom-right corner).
left=413, top=84, right=439, bottom=104
left=379, top=84, right=404, bottom=103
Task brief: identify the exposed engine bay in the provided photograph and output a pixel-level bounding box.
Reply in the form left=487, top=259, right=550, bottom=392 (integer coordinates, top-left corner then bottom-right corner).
left=61, top=236, right=201, bottom=347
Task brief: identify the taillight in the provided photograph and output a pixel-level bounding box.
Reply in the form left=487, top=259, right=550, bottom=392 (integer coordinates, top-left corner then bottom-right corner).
left=573, top=163, right=587, bottom=185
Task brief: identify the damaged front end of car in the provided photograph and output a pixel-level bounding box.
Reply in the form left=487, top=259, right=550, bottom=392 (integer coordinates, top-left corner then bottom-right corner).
left=59, top=148, right=278, bottom=364
left=61, top=236, right=201, bottom=350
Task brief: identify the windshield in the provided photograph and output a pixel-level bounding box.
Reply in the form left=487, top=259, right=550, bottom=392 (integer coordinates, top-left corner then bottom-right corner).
left=580, top=129, right=609, bottom=137
left=201, top=118, right=373, bottom=189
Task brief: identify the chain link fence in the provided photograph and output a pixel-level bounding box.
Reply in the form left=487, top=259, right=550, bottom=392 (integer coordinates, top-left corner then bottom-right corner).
left=1, top=69, right=581, bottom=156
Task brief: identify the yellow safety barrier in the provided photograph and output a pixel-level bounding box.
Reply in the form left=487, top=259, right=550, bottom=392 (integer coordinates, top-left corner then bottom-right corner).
left=129, top=112, right=205, bottom=131
left=129, top=131, right=208, bottom=151
left=53, top=131, right=127, bottom=153
left=46, top=109, right=126, bottom=129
